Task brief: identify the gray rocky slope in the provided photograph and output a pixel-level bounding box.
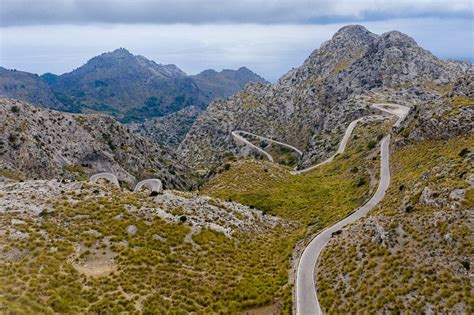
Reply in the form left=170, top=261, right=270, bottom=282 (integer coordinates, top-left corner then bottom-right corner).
left=405, top=71, right=473, bottom=141
left=0, top=99, right=196, bottom=190
left=177, top=25, right=471, bottom=169
left=128, top=106, right=203, bottom=148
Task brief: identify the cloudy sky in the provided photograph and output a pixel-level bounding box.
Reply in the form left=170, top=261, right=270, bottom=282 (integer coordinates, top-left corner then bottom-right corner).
left=1, top=0, right=473, bottom=82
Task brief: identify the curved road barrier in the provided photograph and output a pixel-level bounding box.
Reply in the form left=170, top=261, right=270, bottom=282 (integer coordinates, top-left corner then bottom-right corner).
left=89, top=172, right=120, bottom=188
left=134, top=179, right=163, bottom=194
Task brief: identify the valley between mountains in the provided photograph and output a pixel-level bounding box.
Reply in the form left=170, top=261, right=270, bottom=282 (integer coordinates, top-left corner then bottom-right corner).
left=0, top=25, right=473, bottom=314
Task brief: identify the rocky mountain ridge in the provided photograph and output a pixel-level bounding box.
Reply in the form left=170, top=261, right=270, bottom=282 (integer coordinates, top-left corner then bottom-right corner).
left=178, top=25, right=471, bottom=170
left=128, top=106, right=203, bottom=148
left=0, top=98, right=196, bottom=189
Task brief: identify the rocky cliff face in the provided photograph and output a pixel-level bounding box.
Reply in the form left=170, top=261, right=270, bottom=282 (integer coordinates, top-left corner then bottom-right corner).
left=404, top=71, right=473, bottom=141
left=178, top=25, right=471, bottom=169
left=128, top=106, right=203, bottom=148
left=0, top=99, right=196, bottom=189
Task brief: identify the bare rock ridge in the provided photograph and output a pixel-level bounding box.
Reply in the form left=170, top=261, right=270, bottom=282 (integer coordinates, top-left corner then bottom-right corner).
left=0, top=99, right=196, bottom=189
left=128, top=106, right=203, bottom=148
left=177, top=25, right=471, bottom=170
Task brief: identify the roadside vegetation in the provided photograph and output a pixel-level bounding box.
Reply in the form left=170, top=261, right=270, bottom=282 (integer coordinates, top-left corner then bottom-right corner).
left=316, top=135, right=473, bottom=313
left=240, top=133, right=301, bottom=168
left=202, top=120, right=390, bottom=310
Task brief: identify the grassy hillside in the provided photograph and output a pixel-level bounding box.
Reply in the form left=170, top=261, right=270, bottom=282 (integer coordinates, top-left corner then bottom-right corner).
left=201, top=120, right=390, bottom=311
left=203, top=120, right=390, bottom=228
left=316, top=135, right=473, bottom=313
left=0, top=185, right=294, bottom=314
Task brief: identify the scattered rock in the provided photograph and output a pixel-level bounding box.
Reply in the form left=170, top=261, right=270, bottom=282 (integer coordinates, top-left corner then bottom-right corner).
left=449, top=189, right=465, bottom=202
left=11, top=219, right=26, bottom=225
left=126, top=225, right=137, bottom=236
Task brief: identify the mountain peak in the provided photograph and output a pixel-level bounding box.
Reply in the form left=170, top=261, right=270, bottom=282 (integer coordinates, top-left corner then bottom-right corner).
left=316, top=24, right=378, bottom=54
left=109, top=47, right=132, bottom=57
left=333, top=25, right=374, bottom=39
left=237, top=66, right=251, bottom=72
left=379, top=30, right=418, bottom=47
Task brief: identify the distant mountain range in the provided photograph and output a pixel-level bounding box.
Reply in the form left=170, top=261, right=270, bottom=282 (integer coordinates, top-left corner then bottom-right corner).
left=0, top=48, right=267, bottom=122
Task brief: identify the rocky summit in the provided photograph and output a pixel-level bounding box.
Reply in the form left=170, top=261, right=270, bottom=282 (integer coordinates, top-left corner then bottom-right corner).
left=178, top=25, right=471, bottom=169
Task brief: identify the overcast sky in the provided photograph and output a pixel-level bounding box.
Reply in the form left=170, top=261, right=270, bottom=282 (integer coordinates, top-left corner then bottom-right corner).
left=1, top=0, right=473, bottom=82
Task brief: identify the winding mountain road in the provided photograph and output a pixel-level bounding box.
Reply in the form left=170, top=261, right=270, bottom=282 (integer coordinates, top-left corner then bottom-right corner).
left=291, top=116, right=376, bottom=175
left=295, top=103, right=409, bottom=315
left=372, top=103, right=410, bottom=127
left=231, top=130, right=275, bottom=162
left=230, top=103, right=410, bottom=315
left=296, top=135, right=391, bottom=314
left=232, top=104, right=408, bottom=175
left=232, top=130, right=304, bottom=156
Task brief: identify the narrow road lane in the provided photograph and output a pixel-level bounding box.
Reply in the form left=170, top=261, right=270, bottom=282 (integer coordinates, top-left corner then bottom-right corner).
left=231, top=130, right=274, bottom=162
left=296, top=135, right=391, bottom=314
left=233, top=130, right=304, bottom=155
